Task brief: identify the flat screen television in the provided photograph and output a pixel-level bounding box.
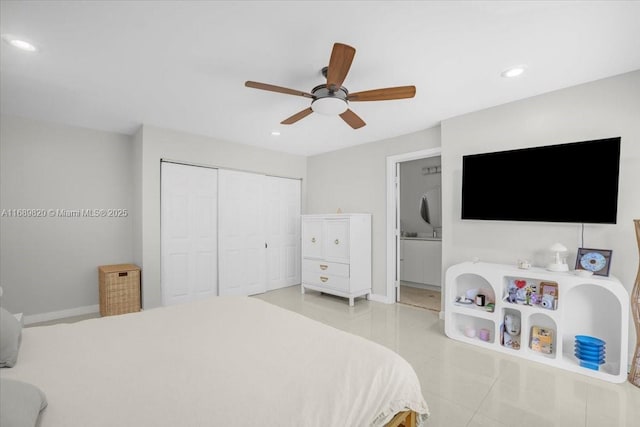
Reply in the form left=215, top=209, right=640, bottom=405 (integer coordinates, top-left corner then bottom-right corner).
left=461, top=137, right=621, bottom=224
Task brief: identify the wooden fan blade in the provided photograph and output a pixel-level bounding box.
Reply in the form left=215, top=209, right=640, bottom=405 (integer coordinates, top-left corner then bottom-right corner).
left=348, top=86, right=416, bottom=102
left=281, top=107, right=313, bottom=125
left=339, top=109, right=366, bottom=129
left=326, top=43, right=356, bottom=91
left=245, top=81, right=314, bottom=99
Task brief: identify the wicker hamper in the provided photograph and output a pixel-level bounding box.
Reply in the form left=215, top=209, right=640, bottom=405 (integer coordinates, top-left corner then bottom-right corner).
left=98, top=264, right=141, bottom=316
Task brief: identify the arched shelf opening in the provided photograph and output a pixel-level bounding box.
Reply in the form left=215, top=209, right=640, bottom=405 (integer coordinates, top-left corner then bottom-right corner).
left=563, top=284, right=622, bottom=376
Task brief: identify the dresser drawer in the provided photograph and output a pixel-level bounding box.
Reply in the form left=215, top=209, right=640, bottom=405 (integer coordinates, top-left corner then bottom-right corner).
left=303, top=259, right=349, bottom=277
left=302, top=271, right=350, bottom=292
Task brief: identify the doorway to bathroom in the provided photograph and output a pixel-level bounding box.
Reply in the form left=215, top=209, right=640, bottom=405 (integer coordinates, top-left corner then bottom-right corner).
left=398, top=156, right=442, bottom=311
left=385, top=148, right=442, bottom=313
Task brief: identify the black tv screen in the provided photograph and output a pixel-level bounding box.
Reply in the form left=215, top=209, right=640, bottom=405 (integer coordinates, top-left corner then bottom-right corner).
left=461, top=137, right=621, bottom=224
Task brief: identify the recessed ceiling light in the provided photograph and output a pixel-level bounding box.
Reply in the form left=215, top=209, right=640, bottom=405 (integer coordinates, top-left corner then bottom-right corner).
left=271, top=131, right=281, bottom=136
left=2, top=35, right=38, bottom=52
left=501, top=65, right=526, bottom=78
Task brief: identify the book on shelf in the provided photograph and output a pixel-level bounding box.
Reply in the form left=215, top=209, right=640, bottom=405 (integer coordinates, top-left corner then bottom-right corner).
left=530, top=326, right=554, bottom=354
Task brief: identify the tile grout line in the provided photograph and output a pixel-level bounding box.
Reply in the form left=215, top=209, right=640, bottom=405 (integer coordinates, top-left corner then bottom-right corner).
left=464, top=373, right=501, bottom=427
left=583, top=383, right=590, bottom=427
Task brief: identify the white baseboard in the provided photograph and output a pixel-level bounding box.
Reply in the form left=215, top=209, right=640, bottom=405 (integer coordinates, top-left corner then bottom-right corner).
left=368, top=293, right=395, bottom=304
left=23, top=304, right=99, bottom=325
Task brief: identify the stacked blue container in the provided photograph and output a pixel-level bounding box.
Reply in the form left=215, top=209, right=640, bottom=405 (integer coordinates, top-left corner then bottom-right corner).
left=575, top=335, right=606, bottom=370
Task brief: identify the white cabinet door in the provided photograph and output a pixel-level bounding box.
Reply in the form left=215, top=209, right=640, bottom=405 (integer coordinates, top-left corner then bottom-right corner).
left=218, top=169, right=266, bottom=296
left=324, top=220, right=350, bottom=261
left=302, top=219, right=323, bottom=259
left=266, top=176, right=301, bottom=290
left=161, top=162, right=218, bottom=306
left=400, top=240, right=442, bottom=286
left=401, top=240, right=425, bottom=284
left=423, top=241, right=442, bottom=287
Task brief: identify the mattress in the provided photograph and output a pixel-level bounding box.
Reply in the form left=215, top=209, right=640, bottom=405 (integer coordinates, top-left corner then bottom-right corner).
left=1, top=297, right=429, bottom=426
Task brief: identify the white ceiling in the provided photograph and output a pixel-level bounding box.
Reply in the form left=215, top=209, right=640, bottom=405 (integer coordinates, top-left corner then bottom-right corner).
left=1, top=1, right=639, bottom=156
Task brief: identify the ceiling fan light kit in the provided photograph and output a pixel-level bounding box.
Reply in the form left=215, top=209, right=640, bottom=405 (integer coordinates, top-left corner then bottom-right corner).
left=310, top=85, right=348, bottom=115
left=245, top=42, right=416, bottom=129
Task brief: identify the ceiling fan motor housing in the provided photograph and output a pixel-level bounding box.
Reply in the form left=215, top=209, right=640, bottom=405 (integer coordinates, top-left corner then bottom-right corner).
left=311, top=84, right=349, bottom=115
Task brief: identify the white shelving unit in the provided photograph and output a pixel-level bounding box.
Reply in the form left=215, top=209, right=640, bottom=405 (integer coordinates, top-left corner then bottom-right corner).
left=444, top=261, right=630, bottom=383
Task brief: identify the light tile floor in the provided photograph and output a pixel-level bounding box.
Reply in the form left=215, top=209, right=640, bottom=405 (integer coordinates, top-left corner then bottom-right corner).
left=255, top=285, right=640, bottom=427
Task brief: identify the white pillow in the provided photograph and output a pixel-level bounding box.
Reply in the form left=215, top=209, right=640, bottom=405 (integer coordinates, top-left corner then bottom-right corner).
left=0, top=378, right=48, bottom=427
left=0, top=307, right=22, bottom=367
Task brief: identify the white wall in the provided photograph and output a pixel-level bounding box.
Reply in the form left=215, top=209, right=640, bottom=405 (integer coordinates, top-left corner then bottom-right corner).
left=0, top=116, right=133, bottom=315
left=441, top=70, right=640, bottom=357
left=400, top=156, right=441, bottom=235
left=138, top=125, right=307, bottom=309
left=306, top=127, right=441, bottom=296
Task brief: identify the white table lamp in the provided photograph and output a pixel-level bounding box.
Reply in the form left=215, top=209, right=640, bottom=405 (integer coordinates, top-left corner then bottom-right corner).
left=547, top=243, right=569, bottom=272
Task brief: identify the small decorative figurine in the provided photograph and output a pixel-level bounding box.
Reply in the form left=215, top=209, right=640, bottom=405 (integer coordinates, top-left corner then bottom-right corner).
left=503, top=313, right=521, bottom=350
left=507, top=281, right=518, bottom=303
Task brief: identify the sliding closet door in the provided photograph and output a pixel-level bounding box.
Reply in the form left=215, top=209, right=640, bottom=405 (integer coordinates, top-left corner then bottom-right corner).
left=266, top=177, right=301, bottom=291
left=218, top=169, right=267, bottom=296
left=161, top=162, right=218, bottom=306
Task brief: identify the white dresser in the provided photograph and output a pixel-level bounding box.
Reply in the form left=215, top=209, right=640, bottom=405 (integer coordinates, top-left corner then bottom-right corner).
left=301, top=214, right=372, bottom=306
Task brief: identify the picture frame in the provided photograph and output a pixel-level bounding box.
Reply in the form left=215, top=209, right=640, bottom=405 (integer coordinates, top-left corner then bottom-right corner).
left=539, top=281, right=559, bottom=310
left=575, top=248, right=613, bottom=277
left=540, top=281, right=559, bottom=298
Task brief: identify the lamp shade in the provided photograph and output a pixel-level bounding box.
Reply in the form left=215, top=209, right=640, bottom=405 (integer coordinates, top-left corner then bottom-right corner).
left=547, top=242, right=569, bottom=272
left=550, top=243, right=568, bottom=253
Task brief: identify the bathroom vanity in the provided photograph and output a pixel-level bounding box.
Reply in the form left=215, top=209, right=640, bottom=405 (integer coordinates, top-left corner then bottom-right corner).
left=400, top=237, right=442, bottom=287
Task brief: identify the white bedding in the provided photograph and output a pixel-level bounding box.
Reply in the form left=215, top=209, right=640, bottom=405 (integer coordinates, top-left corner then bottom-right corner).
left=1, top=297, right=429, bottom=426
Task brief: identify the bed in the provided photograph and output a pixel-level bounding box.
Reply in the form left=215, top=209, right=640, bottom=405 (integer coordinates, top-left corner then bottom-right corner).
left=1, top=297, right=429, bottom=426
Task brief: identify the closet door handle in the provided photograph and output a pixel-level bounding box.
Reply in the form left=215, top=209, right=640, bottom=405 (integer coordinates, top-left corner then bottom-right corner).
left=319, top=265, right=328, bottom=270
left=311, top=237, right=316, bottom=243
left=334, top=239, right=339, bottom=245
left=320, top=276, right=328, bottom=282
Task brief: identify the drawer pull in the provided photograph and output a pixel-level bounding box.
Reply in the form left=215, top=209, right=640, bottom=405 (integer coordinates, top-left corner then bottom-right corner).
left=320, top=264, right=328, bottom=270
left=334, top=239, right=339, bottom=245
left=118, top=272, right=128, bottom=277
left=320, top=276, right=328, bottom=282
left=311, top=237, right=316, bottom=243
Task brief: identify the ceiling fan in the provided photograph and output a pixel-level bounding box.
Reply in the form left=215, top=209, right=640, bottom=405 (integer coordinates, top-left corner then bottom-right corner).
left=245, top=42, right=416, bottom=129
